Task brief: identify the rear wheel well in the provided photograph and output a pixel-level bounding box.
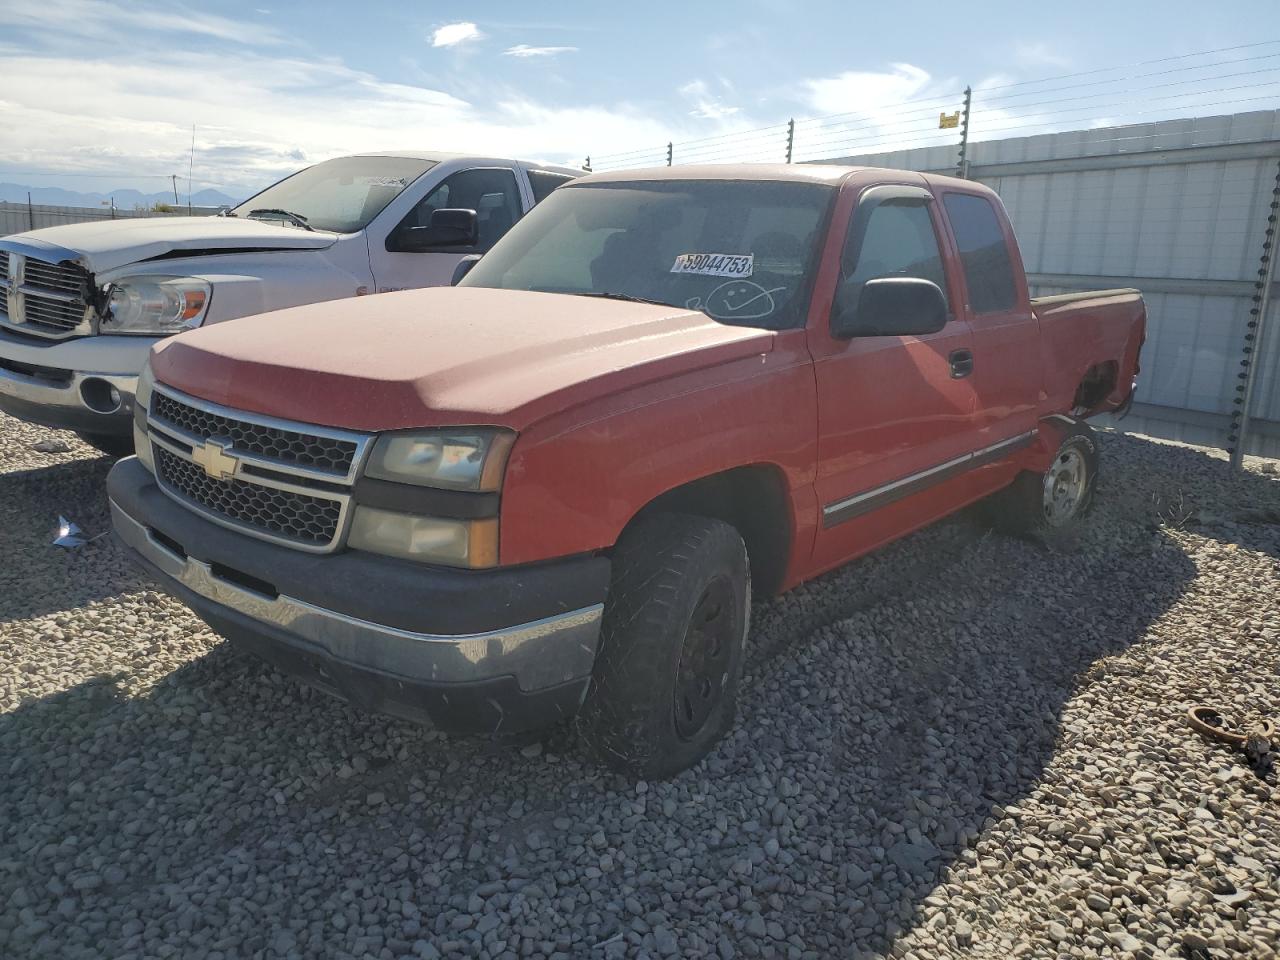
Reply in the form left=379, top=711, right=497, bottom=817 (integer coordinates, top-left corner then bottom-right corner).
left=624, top=465, right=792, bottom=596
left=1072, top=361, right=1118, bottom=413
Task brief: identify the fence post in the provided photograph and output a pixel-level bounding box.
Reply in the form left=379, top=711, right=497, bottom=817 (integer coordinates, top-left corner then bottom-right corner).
left=786, top=119, right=795, bottom=164
left=956, top=86, right=972, bottom=179
left=27, top=192, right=34, bottom=231
left=1228, top=158, right=1280, bottom=469
left=666, top=142, right=673, bottom=166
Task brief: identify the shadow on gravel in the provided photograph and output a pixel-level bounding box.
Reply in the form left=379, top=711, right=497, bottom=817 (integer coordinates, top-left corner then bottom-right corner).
left=0, top=433, right=1273, bottom=959
left=0, top=458, right=145, bottom=623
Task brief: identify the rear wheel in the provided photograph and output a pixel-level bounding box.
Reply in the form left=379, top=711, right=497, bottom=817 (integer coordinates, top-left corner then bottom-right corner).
left=578, top=513, right=750, bottom=779
left=75, top=431, right=134, bottom=459
left=983, top=421, right=1098, bottom=545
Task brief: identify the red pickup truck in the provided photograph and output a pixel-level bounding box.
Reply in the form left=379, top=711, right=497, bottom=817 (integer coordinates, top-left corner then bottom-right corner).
left=107, top=164, right=1145, bottom=778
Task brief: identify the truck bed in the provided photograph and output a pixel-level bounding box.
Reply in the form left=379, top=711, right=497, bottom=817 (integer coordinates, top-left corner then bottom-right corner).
left=1032, top=288, right=1147, bottom=419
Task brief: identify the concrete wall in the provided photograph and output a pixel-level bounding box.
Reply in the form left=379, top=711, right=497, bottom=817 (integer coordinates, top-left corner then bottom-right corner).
left=833, top=111, right=1280, bottom=458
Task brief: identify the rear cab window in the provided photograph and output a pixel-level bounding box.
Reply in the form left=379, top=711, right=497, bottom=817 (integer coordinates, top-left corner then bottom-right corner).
left=527, top=170, right=576, bottom=204
left=942, top=193, right=1018, bottom=313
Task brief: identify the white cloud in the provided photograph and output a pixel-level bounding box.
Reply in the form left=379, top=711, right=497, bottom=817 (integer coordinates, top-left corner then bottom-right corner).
left=431, top=22, right=483, bottom=48
left=1014, top=41, right=1072, bottom=70
left=0, top=0, right=283, bottom=45
left=679, top=80, right=740, bottom=121
left=0, top=44, right=702, bottom=193
left=504, top=44, right=577, bottom=58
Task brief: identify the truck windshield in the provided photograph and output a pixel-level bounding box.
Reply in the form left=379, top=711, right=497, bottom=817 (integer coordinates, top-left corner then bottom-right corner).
left=461, top=179, right=834, bottom=329
left=229, top=156, right=436, bottom=234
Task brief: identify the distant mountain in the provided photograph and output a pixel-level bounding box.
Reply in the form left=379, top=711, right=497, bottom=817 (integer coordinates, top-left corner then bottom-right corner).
left=0, top=183, right=241, bottom=210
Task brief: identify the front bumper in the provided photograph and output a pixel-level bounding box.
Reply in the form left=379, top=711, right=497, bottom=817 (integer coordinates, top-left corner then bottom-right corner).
left=107, top=456, right=611, bottom=733
left=0, top=331, right=158, bottom=434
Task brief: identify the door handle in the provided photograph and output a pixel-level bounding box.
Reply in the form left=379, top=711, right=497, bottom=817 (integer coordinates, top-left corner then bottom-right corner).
left=949, top=349, right=975, bottom=379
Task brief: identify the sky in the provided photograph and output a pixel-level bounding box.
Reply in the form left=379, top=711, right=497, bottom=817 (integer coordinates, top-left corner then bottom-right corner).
left=0, top=0, right=1278, bottom=200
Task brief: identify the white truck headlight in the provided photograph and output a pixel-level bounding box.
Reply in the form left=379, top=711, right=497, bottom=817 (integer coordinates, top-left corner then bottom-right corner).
left=348, top=508, right=498, bottom=568
left=365, top=428, right=514, bottom=491
left=102, top=276, right=211, bottom=335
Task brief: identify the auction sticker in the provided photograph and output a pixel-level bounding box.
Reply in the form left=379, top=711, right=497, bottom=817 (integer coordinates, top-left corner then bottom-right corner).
left=670, top=253, right=754, bottom=278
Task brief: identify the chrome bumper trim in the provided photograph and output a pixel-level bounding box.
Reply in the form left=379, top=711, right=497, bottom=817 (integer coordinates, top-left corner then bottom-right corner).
left=111, top=499, right=604, bottom=691
left=0, top=366, right=136, bottom=418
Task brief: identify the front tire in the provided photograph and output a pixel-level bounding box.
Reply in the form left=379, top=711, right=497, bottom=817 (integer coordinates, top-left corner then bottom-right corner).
left=578, top=513, right=750, bottom=779
left=985, top=421, right=1099, bottom=545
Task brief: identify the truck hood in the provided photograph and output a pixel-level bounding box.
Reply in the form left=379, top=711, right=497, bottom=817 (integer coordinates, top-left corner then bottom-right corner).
left=0, top=216, right=337, bottom=274
left=151, top=287, right=776, bottom=432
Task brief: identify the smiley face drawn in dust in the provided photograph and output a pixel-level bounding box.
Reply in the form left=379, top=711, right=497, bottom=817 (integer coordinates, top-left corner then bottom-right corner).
left=687, top=280, right=786, bottom=322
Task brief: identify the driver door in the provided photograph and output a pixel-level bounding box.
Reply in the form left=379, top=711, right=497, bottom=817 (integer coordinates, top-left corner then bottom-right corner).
left=372, top=166, right=524, bottom=292
left=807, top=184, right=982, bottom=573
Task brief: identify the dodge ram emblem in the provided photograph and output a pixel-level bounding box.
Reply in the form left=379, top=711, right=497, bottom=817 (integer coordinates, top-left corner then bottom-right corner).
left=190, top=437, right=239, bottom=482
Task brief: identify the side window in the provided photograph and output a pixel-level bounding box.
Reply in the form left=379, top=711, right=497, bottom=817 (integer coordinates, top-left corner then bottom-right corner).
left=394, top=168, right=522, bottom=252
left=838, top=199, right=949, bottom=313
left=527, top=170, right=575, bottom=205
left=942, top=193, right=1017, bottom=313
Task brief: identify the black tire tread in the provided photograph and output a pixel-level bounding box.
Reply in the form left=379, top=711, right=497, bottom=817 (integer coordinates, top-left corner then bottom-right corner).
left=578, top=512, right=749, bottom=779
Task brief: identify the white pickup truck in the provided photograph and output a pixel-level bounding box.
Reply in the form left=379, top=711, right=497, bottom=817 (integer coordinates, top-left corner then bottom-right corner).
left=0, top=152, right=579, bottom=453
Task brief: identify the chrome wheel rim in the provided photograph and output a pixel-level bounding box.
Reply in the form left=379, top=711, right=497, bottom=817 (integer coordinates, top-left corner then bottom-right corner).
left=1042, top=448, right=1088, bottom=526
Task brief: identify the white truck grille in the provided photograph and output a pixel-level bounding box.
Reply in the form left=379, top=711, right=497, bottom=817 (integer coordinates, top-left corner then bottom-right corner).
left=0, top=252, right=94, bottom=339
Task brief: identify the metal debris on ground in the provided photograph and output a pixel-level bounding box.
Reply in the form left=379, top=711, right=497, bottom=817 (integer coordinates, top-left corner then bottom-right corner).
left=51, top=515, right=104, bottom=549
left=1187, top=705, right=1276, bottom=777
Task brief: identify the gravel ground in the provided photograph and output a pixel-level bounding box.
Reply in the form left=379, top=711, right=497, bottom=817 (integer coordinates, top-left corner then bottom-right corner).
left=1, top=411, right=1278, bottom=960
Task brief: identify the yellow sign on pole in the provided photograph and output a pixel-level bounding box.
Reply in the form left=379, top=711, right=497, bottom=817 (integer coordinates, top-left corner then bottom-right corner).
left=939, top=111, right=960, bottom=130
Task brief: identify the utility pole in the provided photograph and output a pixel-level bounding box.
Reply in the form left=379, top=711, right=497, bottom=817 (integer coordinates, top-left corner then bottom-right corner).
left=785, top=118, right=795, bottom=164
left=1228, top=157, right=1280, bottom=469
left=171, top=174, right=180, bottom=205
left=956, top=86, right=972, bottom=179
left=666, top=142, right=673, bottom=167
left=187, top=124, right=195, bottom=215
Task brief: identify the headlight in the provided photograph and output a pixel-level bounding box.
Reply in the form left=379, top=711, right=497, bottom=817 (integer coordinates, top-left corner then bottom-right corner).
left=365, top=428, right=514, bottom=491
left=101, top=276, right=211, bottom=335
left=348, top=508, right=498, bottom=568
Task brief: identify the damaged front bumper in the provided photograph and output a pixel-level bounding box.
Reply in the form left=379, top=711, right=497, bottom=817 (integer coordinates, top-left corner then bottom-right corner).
left=0, top=330, right=157, bottom=435
left=107, top=456, right=610, bottom=733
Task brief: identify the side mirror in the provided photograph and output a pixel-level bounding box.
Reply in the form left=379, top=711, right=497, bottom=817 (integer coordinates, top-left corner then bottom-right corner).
left=388, top=208, right=479, bottom=252
left=832, top=276, right=948, bottom=339
left=451, top=254, right=482, bottom=286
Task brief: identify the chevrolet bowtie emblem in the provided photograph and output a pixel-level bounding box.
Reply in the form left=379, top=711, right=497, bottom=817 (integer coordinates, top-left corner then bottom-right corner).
left=190, top=437, right=239, bottom=482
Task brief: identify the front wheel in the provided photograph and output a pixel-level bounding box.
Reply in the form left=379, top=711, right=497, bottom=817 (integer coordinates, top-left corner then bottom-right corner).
left=983, top=421, right=1099, bottom=545
left=578, top=513, right=750, bottom=779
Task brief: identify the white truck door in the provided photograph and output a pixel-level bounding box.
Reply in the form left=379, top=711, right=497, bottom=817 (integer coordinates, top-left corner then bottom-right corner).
left=367, top=165, right=529, bottom=292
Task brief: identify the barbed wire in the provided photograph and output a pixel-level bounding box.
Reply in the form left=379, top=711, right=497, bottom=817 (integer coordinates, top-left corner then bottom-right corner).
left=589, top=42, right=1280, bottom=171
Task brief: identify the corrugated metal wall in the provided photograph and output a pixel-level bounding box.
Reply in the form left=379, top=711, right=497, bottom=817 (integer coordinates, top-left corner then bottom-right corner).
left=834, top=111, right=1280, bottom=458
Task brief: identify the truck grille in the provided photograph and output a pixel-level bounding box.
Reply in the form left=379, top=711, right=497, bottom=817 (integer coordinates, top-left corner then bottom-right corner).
left=0, top=251, right=93, bottom=339
left=152, top=391, right=358, bottom=474
left=145, top=384, right=371, bottom=553
left=155, top=447, right=344, bottom=546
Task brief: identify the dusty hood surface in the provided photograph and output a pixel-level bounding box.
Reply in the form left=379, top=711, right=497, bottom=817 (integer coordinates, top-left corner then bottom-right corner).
left=151, top=287, right=776, bottom=431
left=0, top=217, right=337, bottom=274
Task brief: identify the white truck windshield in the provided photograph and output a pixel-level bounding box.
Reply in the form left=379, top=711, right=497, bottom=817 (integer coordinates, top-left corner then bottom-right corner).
left=230, top=156, right=436, bottom=234
left=461, top=180, right=834, bottom=329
